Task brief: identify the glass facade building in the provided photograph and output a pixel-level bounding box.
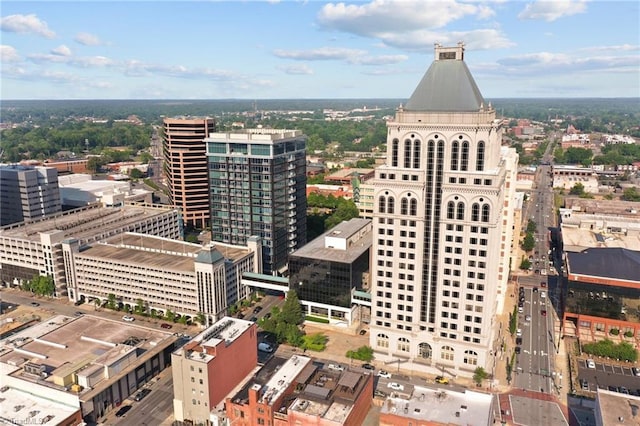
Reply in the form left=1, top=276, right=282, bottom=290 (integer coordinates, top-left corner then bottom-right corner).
left=205, top=129, right=307, bottom=275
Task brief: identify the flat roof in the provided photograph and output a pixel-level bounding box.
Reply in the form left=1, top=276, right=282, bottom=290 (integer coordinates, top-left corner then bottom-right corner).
left=596, top=389, right=640, bottom=426
left=325, top=168, right=374, bottom=179
left=80, top=233, right=201, bottom=272
left=174, top=317, right=254, bottom=363
left=0, top=204, right=178, bottom=243
left=0, top=314, right=175, bottom=395
left=566, top=248, right=640, bottom=283
left=259, top=355, right=312, bottom=405
left=0, top=386, right=79, bottom=425
left=289, top=219, right=371, bottom=263
left=380, top=385, right=493, bottom=425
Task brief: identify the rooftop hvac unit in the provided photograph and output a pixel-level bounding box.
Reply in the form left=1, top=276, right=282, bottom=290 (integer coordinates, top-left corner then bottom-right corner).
left=24, top=362, right=46, bottom=376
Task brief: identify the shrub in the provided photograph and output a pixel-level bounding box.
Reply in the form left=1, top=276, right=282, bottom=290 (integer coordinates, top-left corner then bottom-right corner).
left=625, top=331, right=634, bottom=338
left=302, top=333, right=327, bottom=351
left=305, top=315, right=330, bottom=324
left=346, top=346, right=374, bottom=361
left=582, top=339, right=637, bottom=362
left=609, top=328, right=619, bottom=336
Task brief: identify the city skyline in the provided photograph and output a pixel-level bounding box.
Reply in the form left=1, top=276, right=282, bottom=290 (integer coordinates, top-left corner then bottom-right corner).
left=1, top=0, right=639, bottom=100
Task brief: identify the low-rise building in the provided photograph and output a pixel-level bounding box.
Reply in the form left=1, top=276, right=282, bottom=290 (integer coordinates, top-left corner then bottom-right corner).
left=379, top=385, right=495, bottom=426
left=559, top=209, right=640, bottom=342
left=58, top=173, right=152, bottom=207
left=172, top=317, right=258, bottom=424
left=552, top=165, right=599, bottom=193
left=62, top=233, right=260, bottom=324
left=594, top=388, right=640, bottom=426
left=219, top=355, right=373, bottom=426
left=0, top=203, right=182, bottom=296
left=0, top=314, right=176, bottom=424
left=289, top=218, right=372, bottom=325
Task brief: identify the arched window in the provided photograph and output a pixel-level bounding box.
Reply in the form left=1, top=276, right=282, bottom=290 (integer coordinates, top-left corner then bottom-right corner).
left=476, top=141, right=485, bottom=171
left=482, top=204, right=490, bottom=223
left=401, top=198, right=409, bottom=215
left=464, top=350, right=478, bottom=365
left=387, top=197, right=395, bottom=214
left=404, top=139, right=412, bottom=168
left=451, top=142, right=459, bottom=171
left=398, top=337, right=410, bottom=352
left=413, top=140, right=421, bottom=168
left=392, top=139, right=399, bottom=167
left=456, top=202, right=465, bottom=221
left=378, top=196, right=386, bottom=213
left=377, top=334, right=389, bottom=348
left=441, top=345, right=454, bottom=361
left=418, top=342, right=432, bottom=359
left=410, top=199, right=418, bottom=216
left=472, top=203, right=480, bottom=222
left=447, top=201, right=455, bottom=219
left=461, top=141, right=469, bottom=171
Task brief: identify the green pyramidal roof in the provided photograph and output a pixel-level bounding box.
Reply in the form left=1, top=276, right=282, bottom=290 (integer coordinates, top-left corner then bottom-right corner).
left=405, top=43, right=485, bottom=112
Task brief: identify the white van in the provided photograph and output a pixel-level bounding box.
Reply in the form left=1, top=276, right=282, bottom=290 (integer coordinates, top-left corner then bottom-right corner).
left=540, top=291, right=546, bottom=299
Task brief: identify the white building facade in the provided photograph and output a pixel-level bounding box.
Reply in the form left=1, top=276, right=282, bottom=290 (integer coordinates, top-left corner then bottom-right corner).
left=368, top=43, right=517, bottom=377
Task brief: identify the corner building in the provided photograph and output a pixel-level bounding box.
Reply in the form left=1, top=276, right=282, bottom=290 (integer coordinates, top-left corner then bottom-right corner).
left=369, top=43, right=517, bottom=377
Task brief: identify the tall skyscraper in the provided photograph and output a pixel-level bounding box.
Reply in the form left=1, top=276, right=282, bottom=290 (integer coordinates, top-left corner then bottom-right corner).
left=369, top=43, right=518, bottom=377
left=162, top=117, right=216, bottom=229
left=0, top=164, right=61, bottom=226
left=205, top=129, right=307, bottom=275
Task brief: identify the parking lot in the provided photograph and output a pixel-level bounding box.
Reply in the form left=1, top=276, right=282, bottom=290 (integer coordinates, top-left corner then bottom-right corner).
left=577, top=357, right=640, bottom=395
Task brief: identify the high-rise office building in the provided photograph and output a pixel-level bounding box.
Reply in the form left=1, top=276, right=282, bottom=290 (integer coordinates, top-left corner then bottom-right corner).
left=205, top=129, right=307, bottom=275
left=0, top=164, right=61, bottom=226
left=369, top=43, right=518, bottom=377
left=163, top=117, right=216, bottom=228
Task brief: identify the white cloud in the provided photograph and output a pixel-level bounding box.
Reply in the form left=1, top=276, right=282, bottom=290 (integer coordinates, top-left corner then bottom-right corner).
left=273, top=47, right=367, bottom=61
left=51, top=45, right=72, bottom=56
left=74, top=32, right=103, bottom=46
left=0, top=14, right=55, bottom=38
left=379, top=28, right=514, bottom=51
left=349, top=54, right=408, bottom=65
left=495, top=51, right=640, bottom=74
left=27, top=53, right=114, bottom=68
left=124, top=60, right=237, bottom=81
left=317, top=0, right=486, bottom=35
left=278, top=64, right=314, bottom=75
left=0, top=45, right=21, bottom=62
left=518, top=0, right=587, bottom=22
left=579, top=44, right=640, bottom=53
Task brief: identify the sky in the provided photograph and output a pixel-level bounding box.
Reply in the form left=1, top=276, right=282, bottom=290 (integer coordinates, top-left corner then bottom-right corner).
left=1, top=1, right=639, bottom=100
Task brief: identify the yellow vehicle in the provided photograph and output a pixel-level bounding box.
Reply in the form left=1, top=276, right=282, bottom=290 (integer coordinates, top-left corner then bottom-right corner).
left=435, top=376, right=449, bottom=384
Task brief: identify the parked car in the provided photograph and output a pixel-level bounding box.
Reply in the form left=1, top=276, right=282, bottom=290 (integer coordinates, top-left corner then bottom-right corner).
left=435, top=376, right=449, bottom=384
left=515, top=337, right=523, bottom=345
left=387, top=382, right=404, bottom=391
left=258, top=342, right=274, bottom=353
left=134, top=389, right=151, bottom=401
left=160, top=323, right=172, bottom=329
left=361, top=363, right=375, bottom=371
left=30, top=302, right=40, bottom=307
left=516, top=329, right=522, bottom=337
left=515, top=346, right=521, bottom=354
left=540, top=281, right=547, bottom=288
left=541, top=310, right=547, bottom=316
left=359, top=329, right=367, bottom=335
left=327, top=363, right=345, bottom=372
left=533, top=287, right=538, bottom=293
left=632, top=367, right=640, bottom=377
left=540, top=291, right=546, bottom=299
left=74, top=311, right=84, bottom=317
left=374, top=390, right=387, bottom=398
left=115, top=405, right=132, bottom=417
left=253, top=306, right=263, bottom=314
left=586, top=359, right=596, bottom=369
left=525, top=315, right=532, bottom=322
left=122, top=315, right=135, bottom=322
left=377, top=370, right=392, bottom=378
left=580, top=379, right=589, bottom=391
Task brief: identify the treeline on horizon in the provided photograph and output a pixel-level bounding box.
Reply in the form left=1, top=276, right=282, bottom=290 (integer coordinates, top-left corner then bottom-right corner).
left=1, top=97, right=638, bottom=164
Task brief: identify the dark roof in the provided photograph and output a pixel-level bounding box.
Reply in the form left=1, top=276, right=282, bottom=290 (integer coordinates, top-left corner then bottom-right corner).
left=405, top=57, right=485, bottom=112
left=567, top=248, right=640, bottom=282
left=195, top=246, right=224, bottom=264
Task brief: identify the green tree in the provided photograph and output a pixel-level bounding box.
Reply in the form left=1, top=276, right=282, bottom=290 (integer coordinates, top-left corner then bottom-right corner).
left=346, top=346, right=374, bottom=362
left=526, top=219, right=537, bottom=234
left=521, top=233, right=535, bottom=252
left=520, top=257, right=532, bottom=271
left=564, top=147, right=593, bottom=166
left=622, top=187, right=640, bottom=202
left=325, top=199, right=359, bottom=230
left=281, top=290, right=304, bottom=326
left=196, top=312, right=206, bottom=326
left=165, top=309, right=176, bottom=322
left=107, top=293, right=117, bottom=310
left=569, top=182, right=585, bottom=196
left=86, top=156, right=102, bottom=174
left=135, top=298, right=146, bottom=315
left=509, top=305, right=518, bottom=336
left=473, top=367, right=489, bottom=387
left=129, top=168, right=144, bottom=179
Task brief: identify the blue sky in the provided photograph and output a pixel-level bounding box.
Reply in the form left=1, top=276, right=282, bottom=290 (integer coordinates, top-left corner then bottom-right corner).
left=1, top=1, right=639, bottom=100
